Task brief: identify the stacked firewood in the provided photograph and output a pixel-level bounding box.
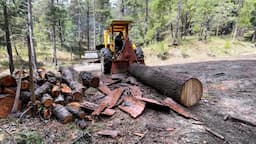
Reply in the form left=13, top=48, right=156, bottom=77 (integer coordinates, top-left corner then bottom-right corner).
left=0, top=67, right=100, bottom=124
left=0, top=65, right=201, bottom=126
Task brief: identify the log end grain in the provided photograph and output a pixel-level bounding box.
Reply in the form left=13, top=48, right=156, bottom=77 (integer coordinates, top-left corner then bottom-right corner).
left=180, top=78, right=203, bottom=107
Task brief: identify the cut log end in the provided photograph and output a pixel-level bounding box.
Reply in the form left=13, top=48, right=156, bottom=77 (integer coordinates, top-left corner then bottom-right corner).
left=91, top=77, right=100, bottom=88
left=180, top=78, right=203, bottom=107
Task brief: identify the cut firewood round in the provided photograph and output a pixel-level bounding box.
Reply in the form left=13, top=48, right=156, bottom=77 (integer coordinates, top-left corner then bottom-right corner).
left=0, top=75, right=17, bottom=87
left=21, top=80, right=29, bottom=91
left=52, top=104, right=73, bottom=124
left=79, top=71, right=100, bottom=88
left=41, top=94, right=53, bottom=107
left=129, top=64, right=203, bottom=107
left=180, top=78, right=203, bottom=107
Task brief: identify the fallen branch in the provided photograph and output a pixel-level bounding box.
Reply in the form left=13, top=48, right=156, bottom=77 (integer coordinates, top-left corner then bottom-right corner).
left=205, top=127, right=225, bottom=140
left=224, top=115, right=256, bottom=127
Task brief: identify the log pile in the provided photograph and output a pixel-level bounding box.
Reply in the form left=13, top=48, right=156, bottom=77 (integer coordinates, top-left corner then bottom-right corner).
left=0, top=65, right=202, bottom=127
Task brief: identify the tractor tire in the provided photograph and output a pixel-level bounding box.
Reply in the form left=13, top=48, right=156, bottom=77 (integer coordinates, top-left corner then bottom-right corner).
left=101, top=48, right=112, bottom=74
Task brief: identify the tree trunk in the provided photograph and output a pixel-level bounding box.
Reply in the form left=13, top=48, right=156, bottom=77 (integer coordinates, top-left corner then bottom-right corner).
left=172, top=0, right=181, bottom=45
left=78, top=0, right=82, bottom=59
left=121, top=0, right=125, bottom=16
left=27, top=0, right=37, bottom=72
left=128, top=64, right=203, bottom=107
left=51, top=0, right=57, bottom=66
left=252, top=28, right=256, bottom=42
left=87, top=1, right=90, bottom=51
left=3, top=2, right=14, bottom=74
left=145, top=0, right=149, bottom=34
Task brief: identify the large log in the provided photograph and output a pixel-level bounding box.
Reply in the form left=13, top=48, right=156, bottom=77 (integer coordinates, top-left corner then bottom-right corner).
left=79, top=71, right=100, bottom=88
left=128, top=64, right=203, bottom=107
left=59, top=67, right=85, bottom=101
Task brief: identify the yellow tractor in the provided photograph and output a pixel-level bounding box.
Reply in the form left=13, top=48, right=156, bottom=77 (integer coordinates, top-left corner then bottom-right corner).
left=99, top=20, right=144, bottom=74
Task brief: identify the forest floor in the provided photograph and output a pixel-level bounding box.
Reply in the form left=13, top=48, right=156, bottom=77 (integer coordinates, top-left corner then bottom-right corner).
left=1, top=54, right=256, bottom=143
left=1, top=38, right=256, bottom=143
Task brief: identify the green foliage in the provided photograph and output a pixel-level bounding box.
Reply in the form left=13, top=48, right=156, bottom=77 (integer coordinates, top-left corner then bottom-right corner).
left=250, top=3, right=256, bottom=27
left=15, top=130, right=43, bottom=144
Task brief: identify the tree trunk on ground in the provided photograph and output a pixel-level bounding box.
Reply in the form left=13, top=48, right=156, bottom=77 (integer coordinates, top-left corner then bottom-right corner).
left=3, top=2, right=14, bottom=74
left=128, top=64, right=203, bottom=107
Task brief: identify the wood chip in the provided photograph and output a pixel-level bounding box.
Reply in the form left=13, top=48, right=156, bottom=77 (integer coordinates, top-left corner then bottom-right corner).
left=97, top=130, right=120, bottom=138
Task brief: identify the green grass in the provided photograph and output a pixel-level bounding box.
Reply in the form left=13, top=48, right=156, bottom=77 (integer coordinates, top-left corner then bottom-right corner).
left=144, top=36, right=255, bottom=59
left=0, top=42, right=74, bottom=72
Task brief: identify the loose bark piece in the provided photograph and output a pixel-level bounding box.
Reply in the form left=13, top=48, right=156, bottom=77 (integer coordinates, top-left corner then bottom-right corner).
left=101, top=108, right=116, bottom=116
left=107, top=87, right=124, bottom=108
left=0, top=75, right=16, bottom=87
left=92, top=88, right=124, bottom=115
left=129, top=86, right=143, bottom=98
left=97, top=130, right=120, bottom=138
left=52, top=104, right=73, bottom=124
left=21, top=80, right=29, bottom=90
left=51, top=85, right=60, bottom=97
left=119, top=96, right=145, bottom=118
left=35, top=82, right=53, bottom=98
left=162, top=98, right=197, bottom=120
left=79, top=71, right=100, bottom=88
left=54, top=94, right=65, bottom=105
left=60, top=83, right=72, bottom=94
left=98, top=85, right=111, bottom=95
left=80, top=101, right=116, bottom=116
left=41, top=94, right=53, bottom=107
left=66, top=105, right=86, bottom=119
left=92, top=101, right=108, bottom=116
left=129, top=64, right=203, bottom=107
left=135, top=97, right=164, bottom=106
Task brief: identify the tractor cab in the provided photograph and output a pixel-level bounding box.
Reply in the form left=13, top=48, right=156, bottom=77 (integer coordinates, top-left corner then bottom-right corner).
left=103, top=20, right=133, bottom=53
left=101, top=20, right=144, bottom=74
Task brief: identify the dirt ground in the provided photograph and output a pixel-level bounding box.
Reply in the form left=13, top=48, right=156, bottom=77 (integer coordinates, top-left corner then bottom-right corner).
left=1, top=55, right=256, bottom=144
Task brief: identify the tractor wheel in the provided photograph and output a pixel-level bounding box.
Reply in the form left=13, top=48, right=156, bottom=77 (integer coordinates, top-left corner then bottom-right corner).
left=101, top=48, right=112, bottom=74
